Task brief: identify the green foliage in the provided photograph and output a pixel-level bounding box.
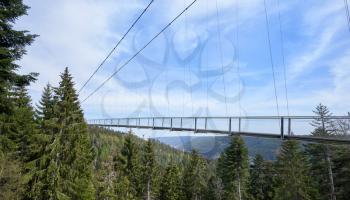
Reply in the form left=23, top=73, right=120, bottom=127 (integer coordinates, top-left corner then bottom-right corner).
left=141, top=139, right=158, bottom=200
left=311, top=103, right=334, bottom=136
left=248, top=154, right=274, bottom=200
left=274, top=140, right=318, bottom=200
left=1, top=1, right=350, bottom=199
left=0, top=154, right=25, bottom=199
left=0, top=0, right=37, bottom=116
left=217, top=136, right=250, bottom=200
left=206, top=174, right=224, bottom=200
left=29, top=68, right=95, bottom=200
left=182, top=149, right=207, bottom=200
left=306, top=104, right=337, bottom=200
left=333, top=145, right=350, bottom=200
left=159, top=164, right=182, bottom=200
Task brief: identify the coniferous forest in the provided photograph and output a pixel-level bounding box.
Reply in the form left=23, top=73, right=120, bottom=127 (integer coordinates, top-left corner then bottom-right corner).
left=1, top=1, right=350, bottom=200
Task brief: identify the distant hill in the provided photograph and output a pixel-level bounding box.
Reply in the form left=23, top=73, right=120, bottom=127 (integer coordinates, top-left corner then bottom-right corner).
left=155, top=136, right=282, bottom=160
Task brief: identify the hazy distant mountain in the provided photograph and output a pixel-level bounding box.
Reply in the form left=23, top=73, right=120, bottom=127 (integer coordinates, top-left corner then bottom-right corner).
left=155, top=136, right=281, bottom=160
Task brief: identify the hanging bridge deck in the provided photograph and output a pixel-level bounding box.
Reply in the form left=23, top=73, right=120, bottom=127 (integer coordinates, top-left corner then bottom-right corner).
left=87, top=116, right=350, bottom=144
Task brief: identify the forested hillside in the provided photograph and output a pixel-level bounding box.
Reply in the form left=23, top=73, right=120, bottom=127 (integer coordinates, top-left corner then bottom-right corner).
left=1, top=1, right=350, bottom=200
left=156, top=136, right=281, bottom=160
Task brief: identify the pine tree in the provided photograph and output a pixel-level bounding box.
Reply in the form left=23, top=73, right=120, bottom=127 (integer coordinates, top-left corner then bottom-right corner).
left=248, top=154, right=274, bottom=200
left=333, top=145, right=350, bottom=200
left=311, top=103, right=335, bottom=136
left=119, top=132, right=142, bottom=198
left=182, top=149, right=207, bottom=200
left=0, top=0, right=38, bottom=152
left=114, top=150, right=136, bottom=200
left=142, top=139, right=157, bottom=200
left=36, top=83, right=56, bottom=122
left=274, top=140, right=318, bottom=200
left=206, top=175, right=224, bottom=200
left=28, top=84, right=59, bottom=199
left=10, top=85, right=38, bottom=160
left=306, top=104, right=336, bottom=200
left=0, top=1, right=37, bottom=198
left=36, top=68, right=95, bottom=199
left=159, top=164, right=182, bottom=200
left=217, top=136, right=249, bottom=200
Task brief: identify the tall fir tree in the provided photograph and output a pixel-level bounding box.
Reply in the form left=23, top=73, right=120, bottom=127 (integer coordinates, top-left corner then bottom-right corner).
left=333, top=145, right=350, bottom=200
left=142, top=139, right=158, bottom=200
left=28, top=83, right=59, bottom=199
left=0, top=1, right=37, bottom=198
left=36, top=68, right=95, bottom=199
left=36, top=83, right=56, bottom=123
left=159, top=164, right=182, bottom=200
left=306, top=104, right=337, bottom=200
left=248, top=154, right=274, bottom=200
left=274, top=140, right=318, bottom=200
left=119, top=132, right=142, bottom=198
left=182, top=149, right=207, bottom=200
left=0, top=0, right=38, bottom=152
left=217, top=136, right=249, bottom=200
left=206, top=175, right=224, bottom=200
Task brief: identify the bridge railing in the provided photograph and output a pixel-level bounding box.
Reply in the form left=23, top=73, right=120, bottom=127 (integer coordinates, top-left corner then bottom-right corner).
left=87, top=116, right=350, bottom=143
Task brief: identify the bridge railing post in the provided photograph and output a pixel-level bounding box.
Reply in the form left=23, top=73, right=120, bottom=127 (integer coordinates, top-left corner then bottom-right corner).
left=152, top=118, right=155, bottom=129
left=180, top=118, right=183, bottom=128
left=170, top=118, right=173, bottom=131
left=229, top=117, right=232, bottom=135
left=205, top=117, right=207, bottom=131
left=238, top=117, right=241, bottom=133
left=280, top=117, right=284, bottom=139
left=194, top=117, right=197, bottom=133
left=288, top=118, right=291, bottom=136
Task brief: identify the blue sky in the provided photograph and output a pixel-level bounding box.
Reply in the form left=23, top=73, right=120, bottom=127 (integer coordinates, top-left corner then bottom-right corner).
left=16, top=0, right=350, bottom=120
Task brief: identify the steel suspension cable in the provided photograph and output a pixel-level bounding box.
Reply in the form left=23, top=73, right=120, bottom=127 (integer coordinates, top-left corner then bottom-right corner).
left=344, top=0, right=350, bottom=32
left=277, top=0, right=290, bottom=116
left=236, top=0, right=242, bottom=117
left=263, top=0, right=280, bottom=116
left=184, top=0, right=194, bottom=117
left=206, top=0, right=209, bottom=117
left=215, top=0, right=228, bottom=116
left=78, top=0, right=154, bottom=93
left=81, top=0, right=199, bottom=103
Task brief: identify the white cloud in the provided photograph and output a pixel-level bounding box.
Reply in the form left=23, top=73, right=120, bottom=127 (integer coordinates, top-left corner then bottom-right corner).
left=13, top=0, right=350, bottom=119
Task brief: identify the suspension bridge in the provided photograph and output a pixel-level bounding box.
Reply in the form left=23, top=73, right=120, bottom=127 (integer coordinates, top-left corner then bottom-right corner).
left=80, top=0, right=350, bottom=144
left=88, top=116, right=350, bottom=144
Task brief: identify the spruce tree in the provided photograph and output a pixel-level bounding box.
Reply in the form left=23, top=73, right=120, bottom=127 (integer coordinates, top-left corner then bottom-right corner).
left=142, top=139, right=157, bottom=200
left=217, top=136, right=249, bottom=200
left=36, top=83, right=56, bottom=122
left=274, top=140, right=318, bottom=200
left=333, top=145, right=350, bottom=200
left=206, top=175, right=224, bottom=200
left=10, top=85, right=38, bottom=160
left=248, top=154, right=274, bottom=200
left=114, top=151, right=136, bottom=200
left=0, top=1, right=37, bottom=197
left=119, top=132, right=142, bottom=198
left=182, top=149, right=207, bottom=200
left=38, top=68, right=95, bottom=199
left=28, top=84, right=59, bottom=199
left=0, top=0, right=38, bottom=152
left=159, top=164, right=182, bottom=200
left=306, top=104, right=336, bottom=200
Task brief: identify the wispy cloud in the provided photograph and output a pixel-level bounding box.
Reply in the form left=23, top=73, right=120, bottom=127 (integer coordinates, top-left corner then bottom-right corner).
left=15, top=0, right=350, bottom=118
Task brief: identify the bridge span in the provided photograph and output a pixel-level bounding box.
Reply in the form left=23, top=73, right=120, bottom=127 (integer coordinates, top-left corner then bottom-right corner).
left=88, top=116, right=350, bottom=144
